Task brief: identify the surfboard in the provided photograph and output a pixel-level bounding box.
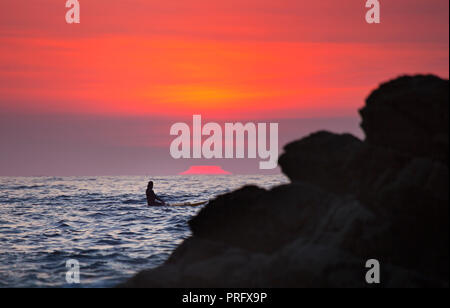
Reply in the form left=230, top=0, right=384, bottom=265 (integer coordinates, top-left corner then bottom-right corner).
left=168, top=201, right=208, bottom=207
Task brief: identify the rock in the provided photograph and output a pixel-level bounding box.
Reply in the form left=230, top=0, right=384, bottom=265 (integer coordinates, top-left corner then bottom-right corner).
left=278, top=131, right=413, bottom=200
left=119, top=75, right=449, bottom=288
left=188, top=183, right=380, bottom=255
left=278, top=132, right=449, bottom=282
left=120, top=234, right=440, bottom=288
left=278, top=131, right=364, bottom=194
left=120, top=180, right=448, bottom=287
left=360, top=75, right=449, bottom=163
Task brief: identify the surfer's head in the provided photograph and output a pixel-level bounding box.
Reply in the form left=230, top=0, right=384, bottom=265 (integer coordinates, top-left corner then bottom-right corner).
left=147, top=181, right=154, bottom=189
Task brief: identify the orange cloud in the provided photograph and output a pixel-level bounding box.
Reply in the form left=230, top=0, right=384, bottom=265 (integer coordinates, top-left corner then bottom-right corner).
left=0, top=1, right=448, bottom=119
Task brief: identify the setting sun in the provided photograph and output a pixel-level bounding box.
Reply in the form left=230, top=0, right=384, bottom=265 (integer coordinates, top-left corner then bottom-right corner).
left=179, top=165, right=232, bottom=175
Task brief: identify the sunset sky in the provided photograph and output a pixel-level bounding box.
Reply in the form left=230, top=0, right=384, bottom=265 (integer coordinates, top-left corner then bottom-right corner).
left=0, top=0, right=449, bottom=176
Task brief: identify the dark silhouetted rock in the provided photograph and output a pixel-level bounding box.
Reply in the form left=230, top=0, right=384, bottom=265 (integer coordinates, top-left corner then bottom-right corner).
left=360, top=75, right=449, bottom=163
left=278, top=131, right=413, bottom=200
left=119, top=75, right=449, bottom=288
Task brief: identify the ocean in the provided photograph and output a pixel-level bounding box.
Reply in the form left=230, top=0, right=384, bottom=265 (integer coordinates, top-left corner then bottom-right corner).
left=0, top=175, right=287, bottom=287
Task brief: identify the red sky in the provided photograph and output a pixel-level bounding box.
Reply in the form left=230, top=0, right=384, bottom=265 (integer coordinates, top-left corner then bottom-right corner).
left=0, top=0, right=448, bottom=175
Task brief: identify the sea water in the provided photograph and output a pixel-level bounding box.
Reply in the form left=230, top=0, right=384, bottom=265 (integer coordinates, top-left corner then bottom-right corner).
left=0, top=175, right=287, bottom=287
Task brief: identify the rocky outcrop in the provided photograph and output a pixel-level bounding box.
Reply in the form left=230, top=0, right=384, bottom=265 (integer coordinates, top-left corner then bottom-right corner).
left=120, top=75, right=449, bottom=288
left=277, top=133, right=448, bottom=285
left=360, top=75, right=449, bottom=163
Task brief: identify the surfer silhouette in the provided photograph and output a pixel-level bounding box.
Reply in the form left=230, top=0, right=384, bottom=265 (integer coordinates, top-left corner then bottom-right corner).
left=146, top=181, right=166, bottom=206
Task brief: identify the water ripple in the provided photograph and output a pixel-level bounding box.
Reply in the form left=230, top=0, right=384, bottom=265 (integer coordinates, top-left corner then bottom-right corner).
left=0, top=175, right=287, bottom=287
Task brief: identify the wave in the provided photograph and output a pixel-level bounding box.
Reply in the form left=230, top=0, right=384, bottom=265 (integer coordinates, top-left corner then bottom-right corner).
left=0, top=175, right=287, bottom=287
